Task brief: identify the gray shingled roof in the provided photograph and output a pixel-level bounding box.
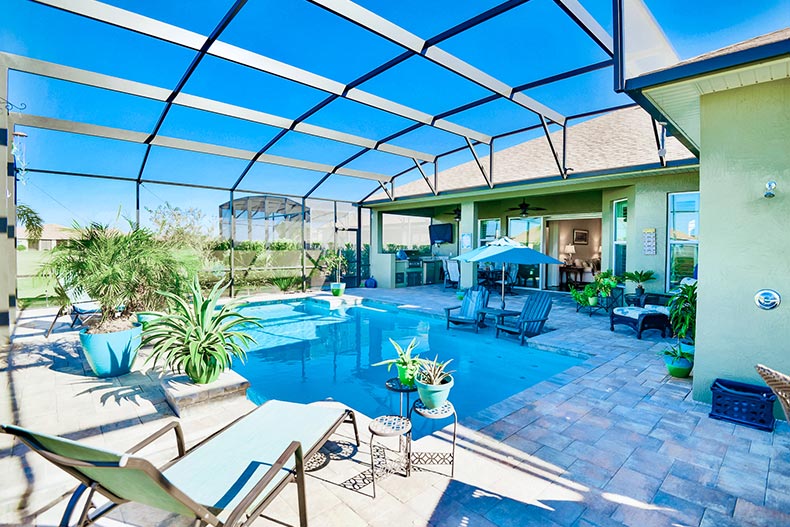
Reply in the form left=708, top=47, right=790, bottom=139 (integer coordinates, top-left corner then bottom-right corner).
left=372, top=106, right=695, bottom=201
left=670, top=27, right=790, bottom=69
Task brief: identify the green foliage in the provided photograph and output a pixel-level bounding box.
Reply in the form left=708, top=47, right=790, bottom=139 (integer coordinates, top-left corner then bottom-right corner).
left=268, top=275, right=302, bottom=292
left=623, top=270, right=656, bottom=286
left=322, top=251, right=347, bottom=282
left=669, top=281, right=697, bottom=342
left=17, top=204, right=43, bottom=244
left=417, top=355, right=455, bottom=386
left=661, top=343, right=694, bottom=363
left=570, top=284, right=598, bottom=305
left=235, top=240, right=266, bottom=252
left=372, top=338, right=422, bottom=387
left=594, top=269, right=619, bottom=297
left=141, top=279, right=262, bottom=384
left=40, top=222, right=195, bottom=328
left=145, top=202, right=213, bottom=251
left=16, top=245, right=27, bottom=251
left=268, top=239, right=298, bottom=251
left=211, top=239, right=232, bottom=251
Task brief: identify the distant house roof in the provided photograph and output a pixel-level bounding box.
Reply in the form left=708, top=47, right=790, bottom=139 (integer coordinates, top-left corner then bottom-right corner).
left=368, top=106, right=695, bottom=202
left=17, top=223, right=73, bottom=241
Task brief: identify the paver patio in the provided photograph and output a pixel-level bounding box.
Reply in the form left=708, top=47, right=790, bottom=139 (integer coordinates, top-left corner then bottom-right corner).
left=2, top=286, right=788, bottom=526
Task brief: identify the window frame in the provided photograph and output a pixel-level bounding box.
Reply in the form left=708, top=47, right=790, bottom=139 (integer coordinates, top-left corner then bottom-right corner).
left=665, top=191, right=700, bottom=290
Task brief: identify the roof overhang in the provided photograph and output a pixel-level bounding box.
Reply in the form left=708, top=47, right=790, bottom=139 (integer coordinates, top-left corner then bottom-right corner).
left=625, top=37, right=790, bottom=154
left=365, top=157, right=699, bottom=210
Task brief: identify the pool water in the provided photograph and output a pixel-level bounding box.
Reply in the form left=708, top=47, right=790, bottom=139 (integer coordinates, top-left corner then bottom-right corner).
left=234, top=301, right=582, bottom=436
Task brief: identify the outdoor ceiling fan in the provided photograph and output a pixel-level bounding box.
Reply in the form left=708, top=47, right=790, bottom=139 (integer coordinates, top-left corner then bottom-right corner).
left=443, top=207, right=462, bottom=222
left=508, top=199, right=546, bottom=217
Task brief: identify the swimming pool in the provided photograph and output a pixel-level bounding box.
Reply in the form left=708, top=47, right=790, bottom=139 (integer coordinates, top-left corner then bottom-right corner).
left=234, top=300, right=582, bottom=435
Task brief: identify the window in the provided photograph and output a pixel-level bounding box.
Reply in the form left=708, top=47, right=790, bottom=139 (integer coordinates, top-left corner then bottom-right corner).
left=508, top=217, right=543, bottom=288
left=478, top=218, right=500, bottom=246
left=667, top=192, right=699, bottom=289
left=612, top=199, right=627, bottom=276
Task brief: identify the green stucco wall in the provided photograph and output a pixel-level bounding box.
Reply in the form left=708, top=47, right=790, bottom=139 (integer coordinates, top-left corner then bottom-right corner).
left=693, top=78, right=790, bottom=403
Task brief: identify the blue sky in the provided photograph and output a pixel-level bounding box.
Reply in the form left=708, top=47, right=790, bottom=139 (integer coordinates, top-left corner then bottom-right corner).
left=2, top=0, right=788, bottom=228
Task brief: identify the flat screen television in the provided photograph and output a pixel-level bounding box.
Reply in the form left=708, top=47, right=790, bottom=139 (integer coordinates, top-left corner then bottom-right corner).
left=429, top=223, right=454, bottom=245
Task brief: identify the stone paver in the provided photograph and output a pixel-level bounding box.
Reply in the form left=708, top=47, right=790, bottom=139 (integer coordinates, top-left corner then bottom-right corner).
left=1, top=285, right=789, bottom=526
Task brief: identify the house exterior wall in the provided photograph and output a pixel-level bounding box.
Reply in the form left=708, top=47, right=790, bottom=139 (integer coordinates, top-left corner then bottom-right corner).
left=369, top=170, right=700, bottom=292
left=693, top=78, right=790, bottom=403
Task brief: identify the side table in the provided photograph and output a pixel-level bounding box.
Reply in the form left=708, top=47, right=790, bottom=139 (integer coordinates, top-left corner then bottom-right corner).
left=368, top=415, right=411, bottom=498
left=408, top=400, right=458, bottom=477
left=385, top=377, right=417, bottom=416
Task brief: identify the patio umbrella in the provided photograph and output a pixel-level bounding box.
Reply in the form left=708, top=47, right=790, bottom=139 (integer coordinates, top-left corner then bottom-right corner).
left=455, top=238, right=563, bottom=308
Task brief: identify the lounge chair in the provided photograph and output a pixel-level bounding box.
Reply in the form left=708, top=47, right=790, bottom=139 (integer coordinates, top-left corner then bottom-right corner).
left=2, top=400, right=359, bottom=527
left=495, top=292, right=552, bottom=345
left=610, top=293, right=670, bottom=339
left=756, top=364, right=790, bottom=421
left=445, top=285, right=489, bottom=333
left=443, top=258, right=460, bottom=289
left=45, top=285, right=108, bottom=338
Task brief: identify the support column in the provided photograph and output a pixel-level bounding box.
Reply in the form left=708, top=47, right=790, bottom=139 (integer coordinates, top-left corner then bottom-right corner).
left=1, top=65, right=15, bottom=347
left=229, top=190, right=235, bottom=297
left=459, top=201, right=477, bottom=288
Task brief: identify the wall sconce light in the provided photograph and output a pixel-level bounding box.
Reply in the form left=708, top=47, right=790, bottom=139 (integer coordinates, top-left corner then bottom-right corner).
left=765, top=181, right=777, bottom=199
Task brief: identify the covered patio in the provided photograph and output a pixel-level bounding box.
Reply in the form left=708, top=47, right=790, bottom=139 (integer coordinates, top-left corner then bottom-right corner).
left=4, top=287, right=789, bottom=526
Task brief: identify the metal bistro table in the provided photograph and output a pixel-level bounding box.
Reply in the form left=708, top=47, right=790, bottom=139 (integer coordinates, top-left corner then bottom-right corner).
left=385, top=377, right=418, bottom=417
left=408, top=400, right=458, bottom=477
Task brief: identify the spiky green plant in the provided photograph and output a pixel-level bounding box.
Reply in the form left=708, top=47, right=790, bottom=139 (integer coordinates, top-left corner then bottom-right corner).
left=268, top=275, right=302, bottom=292
left=669, top=281, right=697, bottom=343
left=141, top=279, right=262, bottom=384
left=417, top=355, right=455, bottom=386
left=372, top=337, right=422, bottom=387
left=40, top=222, right=194, bottom=330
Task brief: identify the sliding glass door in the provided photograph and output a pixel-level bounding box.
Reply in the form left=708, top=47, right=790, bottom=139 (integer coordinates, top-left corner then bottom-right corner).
left=508, top=217, right=543, bottom=288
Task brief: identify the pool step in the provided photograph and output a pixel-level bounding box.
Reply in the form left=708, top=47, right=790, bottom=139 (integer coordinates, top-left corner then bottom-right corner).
left=161, top=370, right=251, bottom=417
left=304, top=294, right=363, bottom=312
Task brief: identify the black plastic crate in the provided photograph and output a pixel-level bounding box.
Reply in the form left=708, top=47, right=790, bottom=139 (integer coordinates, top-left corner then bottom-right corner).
left=710, top=378, right=776, bottom=431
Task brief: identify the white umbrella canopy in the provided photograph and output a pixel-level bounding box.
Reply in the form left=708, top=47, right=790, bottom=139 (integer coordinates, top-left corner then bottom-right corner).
left=455, top=238, right=562, bottom=308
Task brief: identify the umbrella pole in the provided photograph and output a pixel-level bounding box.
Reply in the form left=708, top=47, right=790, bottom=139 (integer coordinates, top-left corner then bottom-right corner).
left=501, top=266, right=506, bottom=309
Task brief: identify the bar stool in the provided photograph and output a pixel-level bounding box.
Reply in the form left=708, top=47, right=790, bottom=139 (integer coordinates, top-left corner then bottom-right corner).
left=368, top=415, right=411, bottom=498
left=408, top=400, right=458, bottom=477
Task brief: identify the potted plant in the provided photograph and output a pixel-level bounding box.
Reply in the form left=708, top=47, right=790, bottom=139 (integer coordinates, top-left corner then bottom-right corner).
left=141, top=279, right=262, bottom=384
left=661, top=344, right=694, bottom=378
left=456, top=289, right=465, bottom=300
left=662, top=281, right=698, bottom=377
left=372, top=337, right=422, bottom=387
left=668, top=280, right=697, bottom=353
left=41, top=222, right=190, bottom=377
left=623, top=270, right=656, bottom=296
left=594, top=269, right=619, bottom=297
left=323, top=251, right=348, bottom=296
left=570, top=284, right=598, bottom=306
left=415, top=355, right=455, bottom=409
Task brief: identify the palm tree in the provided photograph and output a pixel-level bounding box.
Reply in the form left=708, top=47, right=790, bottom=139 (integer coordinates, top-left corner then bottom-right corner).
left=17, top=204, right=43, bottom=244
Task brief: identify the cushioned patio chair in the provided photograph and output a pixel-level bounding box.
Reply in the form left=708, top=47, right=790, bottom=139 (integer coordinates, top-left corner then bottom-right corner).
left=610, top=293, right=671, bottom=339
left=443, top=258, right=460, bottom=289
left=445, top=285, right=489, bottom=333
left=756, top=364, right=790, bottom=421
left=495, top=292, right=552, bottom=345
left=2, top=400, right=359, bottom=527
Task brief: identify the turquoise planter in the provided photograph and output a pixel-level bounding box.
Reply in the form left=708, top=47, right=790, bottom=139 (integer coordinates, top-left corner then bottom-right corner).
left=664, top=356, right=693, bottom=378
left=79, top=323, right=142, bottom=377
left=415, top=375, right=454, bottom=409
left=136, top=312, right=161, bottom=327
